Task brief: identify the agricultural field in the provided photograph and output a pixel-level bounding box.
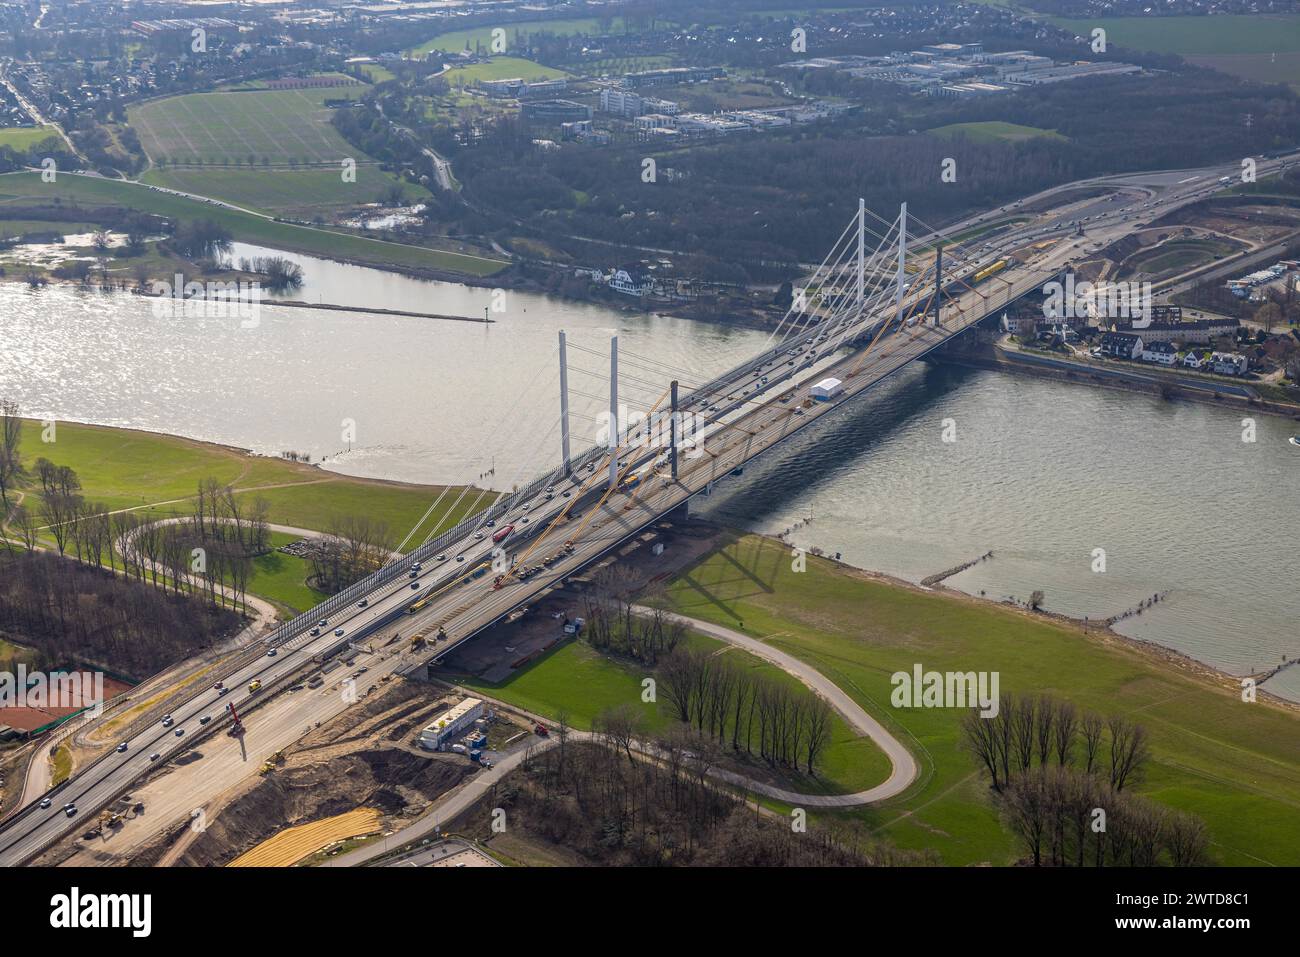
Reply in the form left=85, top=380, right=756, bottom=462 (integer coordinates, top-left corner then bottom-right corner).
left=1051, top=13, right=1300, bottom=87
left=659, top=534, right=1300, bottom=866
left=0, top=171, right=508, bottom=277
left=139, top=166, right=418, bottom=219
left=408, top=17, right=623, bottom=57
left=0, top=125, right=60, bottom=152
left=443, top=56, right=570, bottom=84
left=928, top=121, right=1066, bottom=144
left=129, top=89, right=364, bottom=167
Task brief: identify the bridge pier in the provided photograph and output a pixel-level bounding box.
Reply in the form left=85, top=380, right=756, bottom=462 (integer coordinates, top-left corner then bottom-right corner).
left=559, top=329, right=571, bottom=474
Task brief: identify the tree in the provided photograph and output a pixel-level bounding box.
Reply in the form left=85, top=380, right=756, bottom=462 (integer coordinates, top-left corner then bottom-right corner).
left=1107, top=715, right=1150, bottom=792
left=0, top=397, right=23, bottom=511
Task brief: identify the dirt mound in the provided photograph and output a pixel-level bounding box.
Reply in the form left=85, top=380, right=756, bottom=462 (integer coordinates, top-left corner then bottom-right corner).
left=164, top=747, right=475, bottom=867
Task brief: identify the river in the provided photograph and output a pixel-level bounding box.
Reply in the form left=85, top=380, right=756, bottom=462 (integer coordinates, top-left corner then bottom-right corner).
left=1, top=246, right=1297, bottom=698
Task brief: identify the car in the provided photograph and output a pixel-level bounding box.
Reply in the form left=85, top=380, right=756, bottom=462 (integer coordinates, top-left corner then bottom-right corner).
left=455, top=555, right=465, bottom=563
left=174, top=728, right=184, bottom=737
left=358, top=599, right=368, bottom=608
left=522, top=503, right=531, bottom=511
left=545, top=485, right=554, bottom=493
left=544, top=492, right=554, bottom=501
left=310, top=626, right=320, bottom=636
left=149, top=753, right=160, bottom=762
left=39, top=798, right=51, bottom=809
left=562, top=490, right=571, bottom=498
left=217, top=686, right=229, bottom=696
left=408, top=570, right=418, bottom=579
left=410, top=581, right=420, bottom=589
left=485, top=519, right=495, bottom=528
left=474, top=531, right=484, bottom=540
left=520, top=517, right=530, bottom=524
left=116, top=742, right=128, bottom=753
left=436, top=554, right=447, bottom=562
left=319, top=620, right=328, bottom=628
left=356, top=666, right=368, bottom=674
left=794, top=408, right=805, bottom=416
left=334, top=628, right=345, bottom=637
left=266, top=648, right=277, bottom=657
left=65, top=807, right=77, bottom=818
left=161, top=715, right=173, bottom=727
left=199, top=715, right=211, bottom=725
left=411, top=562, right=422, bottom=571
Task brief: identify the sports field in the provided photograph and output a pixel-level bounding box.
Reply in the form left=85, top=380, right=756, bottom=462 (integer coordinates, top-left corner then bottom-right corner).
left=444, top=56, right=570, bottom=83
left=129, top=89, right=363, bottom=167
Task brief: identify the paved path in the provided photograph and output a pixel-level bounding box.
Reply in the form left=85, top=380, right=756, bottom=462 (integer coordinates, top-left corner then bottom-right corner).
left=639, top=608, right=919, bottom=807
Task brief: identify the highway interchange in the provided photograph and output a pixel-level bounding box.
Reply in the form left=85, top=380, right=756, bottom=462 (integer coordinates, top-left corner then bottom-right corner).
left=4, top=151, right=1296, bottom=866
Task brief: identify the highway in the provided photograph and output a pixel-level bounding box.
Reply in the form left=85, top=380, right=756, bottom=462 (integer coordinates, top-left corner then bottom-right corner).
left=4, top=150, right=1296, bottom=865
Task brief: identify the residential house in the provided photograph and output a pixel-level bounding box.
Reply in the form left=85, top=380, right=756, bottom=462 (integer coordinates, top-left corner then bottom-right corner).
left=1099, top=331, right=1143, bottom=359
left=1140, top=341, right=1178, bottom=366
left=1210, top=352, right=1248, bottom=376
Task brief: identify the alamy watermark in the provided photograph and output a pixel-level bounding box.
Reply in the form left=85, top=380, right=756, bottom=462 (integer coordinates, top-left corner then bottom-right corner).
left=1042, top=274, right=1152, bottom=326
left=890, top=663, right=1000, bottom=717
left=149, top=274, right=262, bottom=328
left=1, top=666, right=105, bottom=718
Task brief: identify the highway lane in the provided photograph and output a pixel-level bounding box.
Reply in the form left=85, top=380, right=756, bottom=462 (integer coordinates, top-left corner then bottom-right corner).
left=6, top=150, right=1296, bottom=864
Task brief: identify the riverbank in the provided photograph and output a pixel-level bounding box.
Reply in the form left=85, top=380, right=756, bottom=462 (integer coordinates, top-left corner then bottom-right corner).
left=934, top=339, right=1300, bottom=422
left=660, top=531, right=1300, bottom=865
left=770, top=528, right=1300, bottom=713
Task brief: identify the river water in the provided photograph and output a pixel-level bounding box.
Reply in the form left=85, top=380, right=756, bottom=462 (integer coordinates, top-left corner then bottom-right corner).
left=1, top=245, right=1297, bottom=697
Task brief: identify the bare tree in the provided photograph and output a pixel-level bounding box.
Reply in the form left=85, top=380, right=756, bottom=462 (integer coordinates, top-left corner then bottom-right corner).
left=1107, top=715, right=1149, bottom=792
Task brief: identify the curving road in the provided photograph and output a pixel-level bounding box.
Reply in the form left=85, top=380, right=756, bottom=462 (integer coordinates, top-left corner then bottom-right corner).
left=639, top=608, right=918, bottom=806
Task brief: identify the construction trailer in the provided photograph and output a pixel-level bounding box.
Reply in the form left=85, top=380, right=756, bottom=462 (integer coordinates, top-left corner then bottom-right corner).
left=417, top=697, right=485, bottom=751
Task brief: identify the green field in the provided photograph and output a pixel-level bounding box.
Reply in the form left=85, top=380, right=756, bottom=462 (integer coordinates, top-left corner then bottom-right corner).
left=1050, top=14, right=1300, bottom=55
left=0, top=171, right=507, bottom=277
left=457, top=633, right=891, bottom=795
left=247, top=532, right=329, bottom=614
left=410, top=17, right=623, bottom=57
left=445, top=56, right=570, bottom=84
left=655, top=534, right=1300, bottom=866
left=3, top=419, right=486, bottom=549
left=0, top=125, right=61, bottom=152
left=139, top=166, right=419, bottom=218
left=129, top=89, right=364, bottom=168
left=929, top=121, right=1066, bottom=144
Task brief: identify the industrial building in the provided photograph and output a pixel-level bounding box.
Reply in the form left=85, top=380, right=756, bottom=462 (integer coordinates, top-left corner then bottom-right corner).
left=418, top=697, right=485, bottom=751
left=811, top=377, right=844, bottom=401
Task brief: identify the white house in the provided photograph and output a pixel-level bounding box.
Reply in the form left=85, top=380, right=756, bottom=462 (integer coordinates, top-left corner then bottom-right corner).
left=1210, top=351, right=1248, bottom=376
left=1182, top=350, right=1207, bottom=369
left=609, top=269, right=648, bottom=297
left=1140, top=341, right=1178, bottom=366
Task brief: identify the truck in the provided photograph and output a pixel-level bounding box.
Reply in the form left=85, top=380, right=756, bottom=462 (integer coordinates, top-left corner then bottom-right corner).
left=248, top=679, right=262, bottom=694
left=492, top=523, right=515, bottom=544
